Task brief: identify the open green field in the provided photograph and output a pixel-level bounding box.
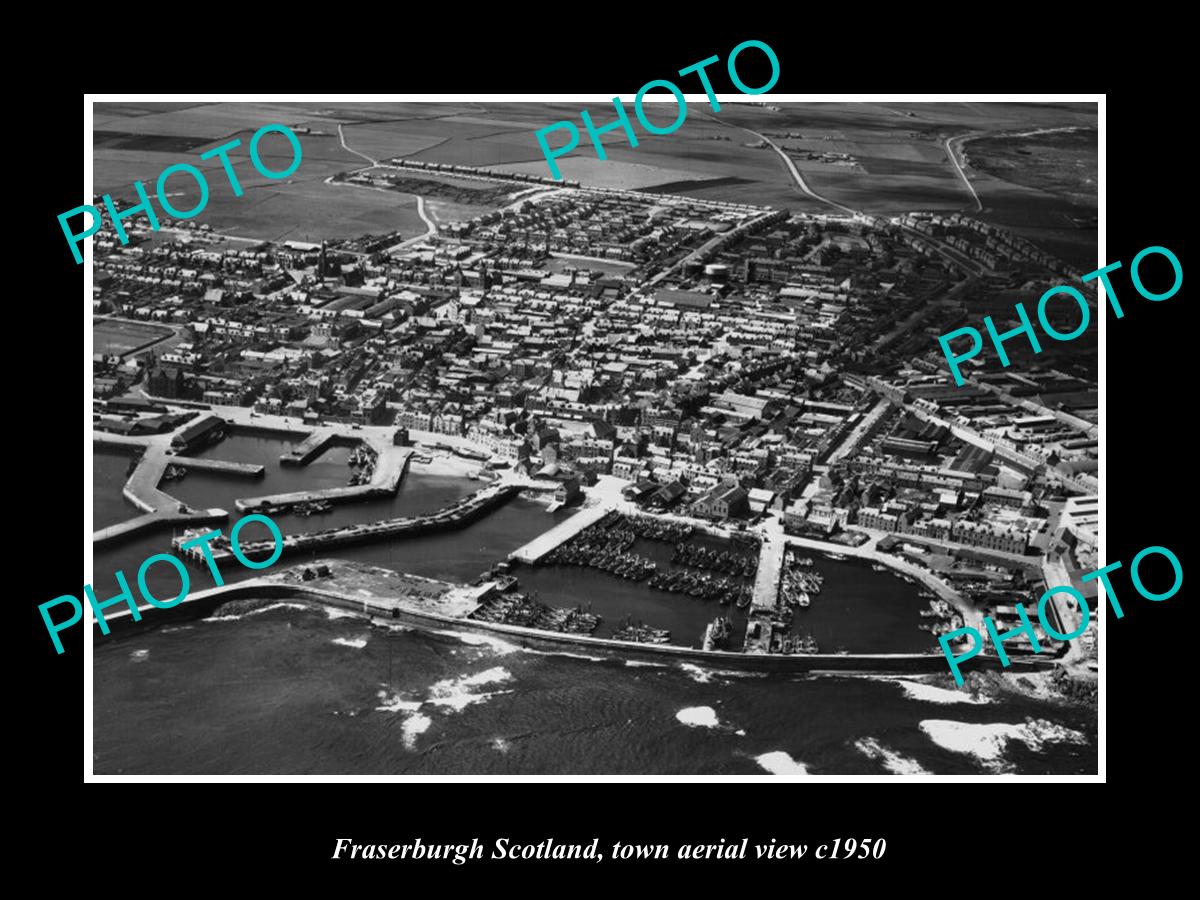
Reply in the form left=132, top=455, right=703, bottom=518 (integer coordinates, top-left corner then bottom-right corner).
left=964, top=128, right=1097, bottom=211
left=94, top=111, right=427, bottom=242
left=93, top=101, right=1097, bottom=264
left=425, top=198, right=495, bottom=225
left=94, top=318, right=173, bottom=356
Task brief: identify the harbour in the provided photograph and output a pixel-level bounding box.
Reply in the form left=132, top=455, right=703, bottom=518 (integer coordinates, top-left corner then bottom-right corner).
left=96, top=558, right=1053, bottom=675
left=84, top=98, right=1102, bottom=780
left=93, top=421, right=1003, bottom=660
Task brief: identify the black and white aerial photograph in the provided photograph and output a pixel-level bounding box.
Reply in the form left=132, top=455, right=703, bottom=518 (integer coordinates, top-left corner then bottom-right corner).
left=86, top=96, right=1100, bottom=777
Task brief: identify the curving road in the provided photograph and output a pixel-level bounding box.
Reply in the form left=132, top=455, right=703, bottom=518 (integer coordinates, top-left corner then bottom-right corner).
left=335, top=123, right=438, bottom=250
left=943, top=133, right=983, bottom=212
left=338, top=123, right=378, bottom=168
left=703, top=112, right=858, bottom=216
left=414, top=196, right=436, bottom=236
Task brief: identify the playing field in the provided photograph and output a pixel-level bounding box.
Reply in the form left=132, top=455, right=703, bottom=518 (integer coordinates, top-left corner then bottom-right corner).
left=94, top=318, right=173, bottom=356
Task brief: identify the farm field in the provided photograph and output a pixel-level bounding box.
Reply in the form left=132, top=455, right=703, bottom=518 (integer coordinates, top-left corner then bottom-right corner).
left=92, top=101, right=1097, bottom=264
left=94, top=116, right=427, bottom=242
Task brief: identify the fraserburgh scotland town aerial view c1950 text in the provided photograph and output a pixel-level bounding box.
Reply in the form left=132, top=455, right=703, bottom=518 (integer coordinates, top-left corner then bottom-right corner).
left=84, top=97, right=1101, bottom=777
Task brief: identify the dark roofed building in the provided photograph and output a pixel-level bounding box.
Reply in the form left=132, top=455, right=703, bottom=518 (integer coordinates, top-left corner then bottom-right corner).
left=691, top=482, right=750, bottom=520
left=654, top=288, right=714, bottom=310
left=171, top=414, right=227, bottom=451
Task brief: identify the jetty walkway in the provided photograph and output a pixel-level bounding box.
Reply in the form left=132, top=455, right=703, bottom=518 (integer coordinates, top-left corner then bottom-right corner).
left=508, top=503, right=614, bottom=563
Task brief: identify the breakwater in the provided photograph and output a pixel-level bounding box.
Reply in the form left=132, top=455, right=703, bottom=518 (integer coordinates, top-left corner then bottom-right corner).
left=97, top=559, right=1056, bottom=676
left=280, top=428, right=340, bottom=466
left=92, top=436, right=230, bottom=547
left=184, top=484, right=522, bottom=563
left=235, top=450, right=412, bottom=512
left=509, top=503, right=614, bottom=563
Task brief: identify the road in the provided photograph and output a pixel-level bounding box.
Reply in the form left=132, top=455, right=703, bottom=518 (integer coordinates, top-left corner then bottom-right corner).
left=825, top=397, right=893, bottom=464
left=414, top=196, right=436, bottom=237
left=944, top=133, right=983, bottom=212
left=331, top=126, right=438, bottom=251
left=384, top=197, right=439, bottom=254
left=897, top=222, right=988, bottom=277
left=704, top=112, right=858, bottom=216
left=338, top=123, right=378, bottom=168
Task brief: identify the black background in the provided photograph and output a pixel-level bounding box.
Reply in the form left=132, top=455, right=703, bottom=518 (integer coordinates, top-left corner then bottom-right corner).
left=19, top=19, right=1191, bottom=888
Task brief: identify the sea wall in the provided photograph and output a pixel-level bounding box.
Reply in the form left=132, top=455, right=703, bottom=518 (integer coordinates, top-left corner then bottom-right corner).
left=95, top=577, right=1053, bottom=676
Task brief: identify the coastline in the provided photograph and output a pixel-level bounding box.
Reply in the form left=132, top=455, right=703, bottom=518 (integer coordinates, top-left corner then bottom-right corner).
left=94, top=559, right=1059, bottom=679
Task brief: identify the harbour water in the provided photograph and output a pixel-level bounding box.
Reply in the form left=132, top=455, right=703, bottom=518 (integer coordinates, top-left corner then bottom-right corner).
left=91, top=434, right=1098, bottom=775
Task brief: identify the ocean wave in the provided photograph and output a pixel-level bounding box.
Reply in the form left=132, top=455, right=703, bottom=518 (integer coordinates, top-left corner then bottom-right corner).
left=854, top=738, right=930, bottom=775
left=332, top=637, right=368, bottom=649
left=625, top=659, right=667, bottom=668
left=431, top=629, right=521, bottom=656
left=919, top=718, right=1088, bottom=772
left=375, top=689, right=422, bottom=714
left=678, top=663, right=715, bottom=684
left=720, top=670, right=769, bottom=679
left=401, top=713, right=432, bottom=750
left=1020, top=718, right=1089, bottom=749
left=324, top=606, right=360, bottom=620
left=531, top=650, right=608, bottom=663
left=892, top=679, right=989, bottom=705
left=755, top=751, right=810, bottom=776
left=202, top=602, right=309, bottom=623
left=160, top=625, right=193, bottom=634
left=676, top=706, right=720, bottom=728
left=426, top=667, right=514, bottom=712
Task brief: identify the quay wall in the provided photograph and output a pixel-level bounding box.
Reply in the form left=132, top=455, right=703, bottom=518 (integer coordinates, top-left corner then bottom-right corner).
left=226, top=422, right=311, bottom=439
left=96, top=572, right=1055, bottom=677
left=208, top=485, right=521, bottom=562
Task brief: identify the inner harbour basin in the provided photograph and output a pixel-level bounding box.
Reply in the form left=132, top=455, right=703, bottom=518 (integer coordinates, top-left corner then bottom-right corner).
left=93, top=412, right=1052, bottom=674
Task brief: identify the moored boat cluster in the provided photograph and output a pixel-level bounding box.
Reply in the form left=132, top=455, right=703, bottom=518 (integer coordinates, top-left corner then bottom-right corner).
left=596, top=511, right=693, bottom=542
left=347, top=442, right=377, bottom=485
left=648, top=570, right=751, bottom=607
left=542, top=529, right=657, bottom=581
left=671, top=542, right=757, bottom=577
left=469, top=591, right=601, bottom=634
left=612, top=616, right=671, bottom=644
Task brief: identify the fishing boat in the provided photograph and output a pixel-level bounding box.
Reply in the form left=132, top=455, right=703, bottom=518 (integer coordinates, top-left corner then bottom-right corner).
left=702, top=616, right=733, bottom=651
left=825, top=552, right=848, bottom=561
left=797, top=591, right=810, bottom=608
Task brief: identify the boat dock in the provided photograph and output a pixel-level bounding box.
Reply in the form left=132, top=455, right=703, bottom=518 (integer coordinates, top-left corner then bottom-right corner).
left=236, top=445, right=412, bottom=512
left=508, top=503, right=614, bottom=564
left=93, top=436, right=231, bottom=547
left=94, top=507, right=228, bottom=547
left=780, top=532, right=981, bottom=628
left=750, top=532, right=785, bottom=612
left=174, top=457, right=264, bottom=477
left=279, top=428, right=339, bottom=466
left=195, top=483, right=521, bottom=563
